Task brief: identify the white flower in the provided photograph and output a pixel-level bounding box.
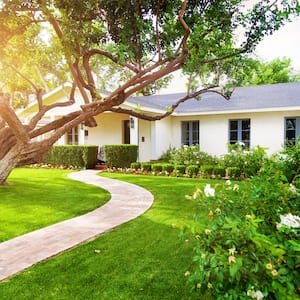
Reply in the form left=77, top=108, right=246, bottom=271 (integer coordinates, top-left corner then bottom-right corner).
left=215, top=208, right=222, bottom=214
left=233, top=184, right=239, bottom=191
left=289, top=184, right=297, bottom=194
left=204, top=229, right=211, bottom=235
left=228, top=247, right=237, bottom=256
left=252, top=290, right=264, bottom=300
left=228, top=255, right=236, bottom=264
left=226, top=180, right=232, bottom=185
left=277, top=213, right=300, bottom=229
left=204, top=184, right=215, bottom=197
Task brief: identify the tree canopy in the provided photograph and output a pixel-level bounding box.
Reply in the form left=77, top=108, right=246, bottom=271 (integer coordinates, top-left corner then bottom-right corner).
left=0, top=0, right=299, bottom=184
left=227, top=57, right=300, bottom=86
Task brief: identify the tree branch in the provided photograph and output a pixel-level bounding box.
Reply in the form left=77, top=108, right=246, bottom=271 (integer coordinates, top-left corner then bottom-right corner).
left=28, top=83, right=77, bottom=131
left=109, top=85, right=227, bottom=121
left=0, top=98, right=29, bottom=144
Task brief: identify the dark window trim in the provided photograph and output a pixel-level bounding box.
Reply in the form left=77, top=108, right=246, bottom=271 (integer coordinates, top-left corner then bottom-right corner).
left=229, top=118, right=251, bottom=148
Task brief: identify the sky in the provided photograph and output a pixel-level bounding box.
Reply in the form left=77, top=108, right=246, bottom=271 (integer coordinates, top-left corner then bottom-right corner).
left=162, top=15, right=300, bottom=93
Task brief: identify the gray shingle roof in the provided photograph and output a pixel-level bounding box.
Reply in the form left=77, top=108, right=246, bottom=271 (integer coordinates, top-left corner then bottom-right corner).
left=129, top=82, right=300, bottom=114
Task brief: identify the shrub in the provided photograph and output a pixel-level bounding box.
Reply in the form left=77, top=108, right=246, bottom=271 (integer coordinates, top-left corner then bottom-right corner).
left=103, top=144, right=138, bottom=168
left=130, top=162, right=141, bottom=169
left=185, top=168, right=300, bottom=299
left=141, top=162, right=152, bottom=172
left=186, top=165, right=199, bottom=178
left=43, top=145, right=98, bottom=168
left=227, top=166, right=241, bottom=180
left=162, top=163, right=174, bottom=174
left=270, top=137, right=300, bottom=185
left=158, top=146, right=176, bottom=162
left=223, top=143, right=267, bottom=178
left=174, top=165, right=186, bottom=177
left=200, top=165, right=214, bottom=178
left=152, top=163, right=163, bottom=173
left=170, top=145, right=218, bottom=167
left=214, top=165, right=226, bottom=178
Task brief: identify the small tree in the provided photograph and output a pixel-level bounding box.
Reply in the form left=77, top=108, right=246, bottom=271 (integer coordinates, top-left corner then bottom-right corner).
left=0, top=1, right=299, bottom=184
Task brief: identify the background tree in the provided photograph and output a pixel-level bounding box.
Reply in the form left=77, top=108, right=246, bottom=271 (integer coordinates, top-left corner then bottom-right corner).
left=0, top=0, right=299, bottom=184
left=228, top=57, right=300, bottom=86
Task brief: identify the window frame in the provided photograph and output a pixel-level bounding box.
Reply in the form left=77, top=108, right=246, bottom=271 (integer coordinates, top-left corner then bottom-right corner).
left=66, top=126, right=79, bottom=145
left=181, top=120, right=199, bottom=146
left=228, top=118, right=251, bottom=148
left=285, top=117, right=300, bottom=145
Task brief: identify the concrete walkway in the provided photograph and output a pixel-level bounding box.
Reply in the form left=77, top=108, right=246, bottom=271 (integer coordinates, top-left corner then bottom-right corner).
left=0, top=170, right=154, bottom=282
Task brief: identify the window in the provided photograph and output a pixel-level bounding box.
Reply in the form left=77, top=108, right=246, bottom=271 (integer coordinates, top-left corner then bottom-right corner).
left=66, top=126, right=79, bottom=145
left=229, top=119, right=250, bottom=147
left=181, top=121, right=199, bottom=145
left=285, top=117, right=300, bottom=145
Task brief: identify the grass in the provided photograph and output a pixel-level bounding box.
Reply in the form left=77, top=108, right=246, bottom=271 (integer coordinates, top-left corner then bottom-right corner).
left=0, top=171, right=219, bottom=299
left=0, top=168, right=110, bottom=242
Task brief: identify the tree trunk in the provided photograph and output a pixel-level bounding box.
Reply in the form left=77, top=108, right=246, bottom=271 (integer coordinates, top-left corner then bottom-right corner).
left=0, top=138, right=53, bottom=185
left=0, top=145, right=20, bottom=185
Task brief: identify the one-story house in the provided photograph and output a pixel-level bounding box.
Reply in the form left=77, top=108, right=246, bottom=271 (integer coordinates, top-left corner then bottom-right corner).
left=18, top=82, right=300, bottom=161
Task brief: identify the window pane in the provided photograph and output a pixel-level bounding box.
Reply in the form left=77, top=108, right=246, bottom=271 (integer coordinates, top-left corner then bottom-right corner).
left=230, top=120, right=238, bottom=131
left=242, top=120, right=250, bottom=130
left=286, top=118, right=296, bottom=144
left=229, top=119, right=250, bottom=147
left=181, top=121, right=199, bottom=146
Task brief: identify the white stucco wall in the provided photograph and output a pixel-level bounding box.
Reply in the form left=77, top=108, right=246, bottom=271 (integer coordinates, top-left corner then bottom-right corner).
left=154, top=109, right=300, bottom=158
left=138, top=119, right=152, bottom=162
left=85, top=112, right=129, bottom=148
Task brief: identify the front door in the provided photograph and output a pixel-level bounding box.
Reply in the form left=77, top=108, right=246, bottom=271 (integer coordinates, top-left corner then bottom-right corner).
left=123, top=120, right=130, bottom=144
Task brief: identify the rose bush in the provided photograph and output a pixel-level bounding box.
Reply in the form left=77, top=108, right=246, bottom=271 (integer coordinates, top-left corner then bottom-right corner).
left=184, top=167, right=300, bottom=299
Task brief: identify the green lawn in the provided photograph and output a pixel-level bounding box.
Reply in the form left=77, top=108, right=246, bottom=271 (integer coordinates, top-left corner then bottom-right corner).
left=0, top=168, right=110, bottom=242
left=0, top=171, right=216, bottom=299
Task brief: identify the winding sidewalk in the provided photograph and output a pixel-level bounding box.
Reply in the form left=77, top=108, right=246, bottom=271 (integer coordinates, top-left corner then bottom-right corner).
left=0, top=170, right=154, bottom=282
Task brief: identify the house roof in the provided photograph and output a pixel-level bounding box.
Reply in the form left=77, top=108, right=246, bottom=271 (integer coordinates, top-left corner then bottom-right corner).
left=128, top=82, right=300, bottom=116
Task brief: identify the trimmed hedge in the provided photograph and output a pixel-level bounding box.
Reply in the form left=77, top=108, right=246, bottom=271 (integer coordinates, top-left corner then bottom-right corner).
left=186, top=165, right=199, bottom=178
left=104, top=144, right=138, bottom=168
left=152, top=163, right=163, bottom=172
left=200, top=165, right=214, bottom=178
left=43, top=145, right=98, bottom=168
left=141, top=162, right=152, bottom=172
left=130, top=162, right=141, bottom=169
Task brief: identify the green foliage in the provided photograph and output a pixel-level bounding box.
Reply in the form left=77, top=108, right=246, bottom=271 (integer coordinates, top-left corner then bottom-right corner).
left=185, top=169, right=300, bottom=299
left=162, top=163, right=174, bottom=174
left=152, top=163, right=163, bottom=173
left=227, top=167, right=241, bottom=180
left=214, top=166, right=226, bottom=178
left=223, top=142, right=267, bottom=178
left=103, top=144, right=138, bottom=168
left=141, top=162, right=152, bottom=172
left=170, top=145, right=218, bottom=167
left=271, top=137, right=300, bottom=185
left=130, top=162, right=141, bottom=170
left=186, top=165, right=199, bottom=178
left=158, top=146, right=176, bottom=163
left=174, top=164, right=186, bottom=176
left=43, top=145, right=98, bottom=168
left=200, top=165, right=214, bottom=178
left=229, top=57, right=300, bottom=87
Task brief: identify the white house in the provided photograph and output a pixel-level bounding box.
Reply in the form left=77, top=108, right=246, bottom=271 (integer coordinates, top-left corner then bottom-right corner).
left=18, top=82, right=300, bottom=162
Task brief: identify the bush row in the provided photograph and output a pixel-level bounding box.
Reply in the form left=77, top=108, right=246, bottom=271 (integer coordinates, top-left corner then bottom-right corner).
left=130, top=162, right=242, bottom=179
left=104, top=144, right=138, bottom=168
left=43, top=145, right=98, bottom=169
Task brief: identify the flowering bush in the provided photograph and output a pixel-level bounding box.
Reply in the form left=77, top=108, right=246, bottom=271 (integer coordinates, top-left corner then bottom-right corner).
left=271, top=138, right=300, bottom=186
left=170, top=145, right=219, bottom=167
left=223, top=143, right=267, bottom=178
left=184, top=168, right=300, bottom=299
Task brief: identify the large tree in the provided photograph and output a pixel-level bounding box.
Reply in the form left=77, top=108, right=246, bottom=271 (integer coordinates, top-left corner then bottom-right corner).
left=228, top=57, right=300, bottom=86
left=0, top=0, right=299, bottom=184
